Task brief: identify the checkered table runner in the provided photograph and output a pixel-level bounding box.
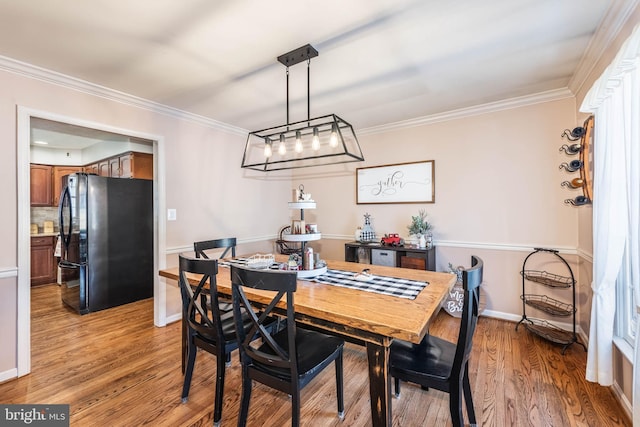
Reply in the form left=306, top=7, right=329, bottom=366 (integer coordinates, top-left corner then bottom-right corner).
left=219, top=261, right=428, bottom=300
left=311, top=269, right=428, bottom=300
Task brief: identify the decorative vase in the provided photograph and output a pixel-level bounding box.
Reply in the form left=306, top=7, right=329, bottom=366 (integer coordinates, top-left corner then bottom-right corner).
left=418, top=234, right=426, bottom=249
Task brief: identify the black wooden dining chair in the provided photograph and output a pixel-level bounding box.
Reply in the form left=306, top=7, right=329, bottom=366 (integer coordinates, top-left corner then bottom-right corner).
left=178, top=255, right=254, bottom=427
left=181, top=238, right=236, bottom=373
left=390, top=255, right=483, bottom=427
left=230, top=265, right=345, bottom=427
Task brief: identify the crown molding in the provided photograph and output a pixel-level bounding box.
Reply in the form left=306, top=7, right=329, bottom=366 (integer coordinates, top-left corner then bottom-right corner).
left=358, top=88, right=574, bottom=136
left=0, top=55, right=247, bottom=137
left=568, top=0, right=640, bottom=95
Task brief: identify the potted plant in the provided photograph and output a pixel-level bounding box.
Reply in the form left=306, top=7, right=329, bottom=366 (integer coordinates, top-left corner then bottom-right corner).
left=407, top=209, right=433, bottom=248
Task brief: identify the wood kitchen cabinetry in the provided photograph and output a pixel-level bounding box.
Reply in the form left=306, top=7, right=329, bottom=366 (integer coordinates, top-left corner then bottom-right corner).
left=84, top=163, right=99, bottom=175
left=85, top=152, right=153, bottom=179
left=31, top=151, right=152, bottom=207
left=115, top=152, right=153, bottom=179
left=30, top=164, right=53, bottom=206
left=52, top=166, right=82, bottom=206
left=98, top=160, right=110, bottom=177
left=31, top=235, right=56, bottom=286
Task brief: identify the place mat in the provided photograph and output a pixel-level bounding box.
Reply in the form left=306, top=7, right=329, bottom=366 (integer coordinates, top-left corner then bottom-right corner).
left=311, top=269, right=428, bottom=300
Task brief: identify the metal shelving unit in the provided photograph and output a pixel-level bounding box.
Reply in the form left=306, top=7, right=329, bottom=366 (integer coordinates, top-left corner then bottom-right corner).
left=515, top=247, right=586, bottom=354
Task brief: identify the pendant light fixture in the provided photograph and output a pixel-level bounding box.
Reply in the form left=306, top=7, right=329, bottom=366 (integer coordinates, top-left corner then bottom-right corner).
left=241, top=44, right=364, bottom=172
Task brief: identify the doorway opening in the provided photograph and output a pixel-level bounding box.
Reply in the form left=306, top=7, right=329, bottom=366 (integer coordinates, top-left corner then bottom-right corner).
left=17, top=106, right=167, bottom=377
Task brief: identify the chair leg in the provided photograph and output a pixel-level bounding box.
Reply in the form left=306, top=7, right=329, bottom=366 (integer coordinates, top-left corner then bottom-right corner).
left=291, top=388, right=300, bottom=427
left=181, top=338, right=197, bottom=403
left=449, top=379, right=464, bottom=427
left=238, top=371, right=252, bottom=427
left=213, top=352, right=226, bottom=426
left=463, top=365, right=477, bottom=425
left=181, top=317, right=187, bottom=374
left=225, top=352, right=231, bottom=367
left=394, top=377, right=400, bottom=398
left=335, top=351, right=344, bottom=418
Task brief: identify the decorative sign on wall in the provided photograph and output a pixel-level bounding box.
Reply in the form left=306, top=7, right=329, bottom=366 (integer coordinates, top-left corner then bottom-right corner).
left=356, top=160, right=435, bottom=204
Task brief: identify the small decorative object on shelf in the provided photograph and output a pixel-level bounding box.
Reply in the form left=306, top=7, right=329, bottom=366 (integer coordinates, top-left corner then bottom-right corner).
left=515, top=247, right=587, bottom=354
left=380, top=233, right=403, bottom=246
left=407, top=209, right=433, bottom=249
left=560, top=116, right=593, bottom=206
left=281, top=186, right=326, bottom=278
left=360, top=213, right=376, bottom=242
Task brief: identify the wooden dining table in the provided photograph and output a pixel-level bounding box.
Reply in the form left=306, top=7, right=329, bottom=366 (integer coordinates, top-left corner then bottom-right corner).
left=159, top=257, right=455, bottom=427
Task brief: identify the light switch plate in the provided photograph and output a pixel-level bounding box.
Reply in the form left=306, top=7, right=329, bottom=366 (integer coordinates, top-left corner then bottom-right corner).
left=167, top=209, right=177, bottom=221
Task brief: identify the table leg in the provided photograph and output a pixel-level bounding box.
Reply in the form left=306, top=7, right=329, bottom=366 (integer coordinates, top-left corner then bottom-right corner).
left=366, top=342, right=392, bottom=427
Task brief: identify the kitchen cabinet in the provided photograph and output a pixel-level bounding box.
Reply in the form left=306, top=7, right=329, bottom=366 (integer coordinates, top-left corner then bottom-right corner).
left=31, top=235, right=56, bottom=286
left=30, top=164, right=53, bottom=206
left=84, top=163, right=99, bottom=174
left=52, top=166, right=82, bottom=206
left=88, top=152, right=153, bottom=179
left=119, top=152, right=153, bottom=179
left=98, top=160, right=110, bottom=177
left=109, top=157, right=120, bottom=177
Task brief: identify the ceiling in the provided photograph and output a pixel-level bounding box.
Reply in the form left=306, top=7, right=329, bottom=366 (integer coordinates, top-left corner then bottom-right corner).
left=0, top=0, right=623, bottom=142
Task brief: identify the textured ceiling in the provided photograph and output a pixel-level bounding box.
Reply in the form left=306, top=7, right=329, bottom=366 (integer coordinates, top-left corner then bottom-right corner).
left=0, top=0, right=617, bottom=141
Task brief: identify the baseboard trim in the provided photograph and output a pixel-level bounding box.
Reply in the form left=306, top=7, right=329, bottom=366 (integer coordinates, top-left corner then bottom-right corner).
left=0, top=368, right=18, bottom=384
left=165, top=312, right=181, bottom=325
left=611, top=380, right=633, bottom=424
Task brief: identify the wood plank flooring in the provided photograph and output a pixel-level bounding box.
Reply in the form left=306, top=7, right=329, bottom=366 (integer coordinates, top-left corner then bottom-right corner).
left=0, top=284, right=629, bottom=426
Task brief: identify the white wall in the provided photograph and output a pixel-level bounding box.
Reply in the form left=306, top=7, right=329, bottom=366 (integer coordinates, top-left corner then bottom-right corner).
left=299, top=97, right=580, bottom=319
left=0, top=62, right=292, bottom=379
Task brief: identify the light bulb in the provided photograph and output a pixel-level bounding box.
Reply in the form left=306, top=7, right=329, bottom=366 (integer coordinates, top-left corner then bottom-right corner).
left=312, top=127, right=320, bottom=151
left=329, top=124, right=338, bottom=147
left=264, top=140, right=272, bottom=158
left=278, top=134, right=286, bottom=155
left=295, top=130, right=303, bottom=153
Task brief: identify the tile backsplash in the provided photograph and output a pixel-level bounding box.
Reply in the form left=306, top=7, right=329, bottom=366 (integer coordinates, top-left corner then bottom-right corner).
left=31, top=207, right=59, bottom=233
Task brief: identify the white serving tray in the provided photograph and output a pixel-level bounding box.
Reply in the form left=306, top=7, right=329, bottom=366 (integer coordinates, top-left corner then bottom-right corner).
left=296, top=266, right=327, bottom=279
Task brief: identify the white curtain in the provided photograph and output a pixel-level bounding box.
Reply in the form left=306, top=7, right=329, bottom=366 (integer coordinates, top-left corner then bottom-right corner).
left=580, top=24, right=640, bottom=423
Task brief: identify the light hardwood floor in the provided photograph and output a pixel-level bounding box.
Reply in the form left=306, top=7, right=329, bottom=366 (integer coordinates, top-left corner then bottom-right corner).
left=0, top=284, right=629, bottom=426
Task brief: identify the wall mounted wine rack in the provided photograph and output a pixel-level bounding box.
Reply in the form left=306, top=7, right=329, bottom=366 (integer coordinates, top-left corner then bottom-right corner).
left=559, top=116, right=594, bottom=206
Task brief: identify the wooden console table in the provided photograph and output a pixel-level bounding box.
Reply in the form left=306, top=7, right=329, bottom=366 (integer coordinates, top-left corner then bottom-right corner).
left=344, top=241, right=436, bottom=271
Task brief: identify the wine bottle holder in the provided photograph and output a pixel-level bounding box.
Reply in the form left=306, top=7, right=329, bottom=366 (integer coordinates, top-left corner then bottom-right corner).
left=559, top=116, right=593, bottom=206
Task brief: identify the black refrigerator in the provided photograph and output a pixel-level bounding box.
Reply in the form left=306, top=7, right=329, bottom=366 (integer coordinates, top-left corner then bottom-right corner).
left=58, top=173, right=153, bottom=314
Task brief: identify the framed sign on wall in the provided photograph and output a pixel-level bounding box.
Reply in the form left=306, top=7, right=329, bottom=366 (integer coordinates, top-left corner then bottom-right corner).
left=356, top=160, right=435, bottom=204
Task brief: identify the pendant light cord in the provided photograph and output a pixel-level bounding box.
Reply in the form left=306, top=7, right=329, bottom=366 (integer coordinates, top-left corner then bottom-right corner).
left=307, top=58, right=311, bottom=125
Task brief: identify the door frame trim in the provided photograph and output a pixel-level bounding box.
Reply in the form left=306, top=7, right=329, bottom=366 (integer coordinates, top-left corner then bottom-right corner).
left=17, top=106, right=167, bottom=376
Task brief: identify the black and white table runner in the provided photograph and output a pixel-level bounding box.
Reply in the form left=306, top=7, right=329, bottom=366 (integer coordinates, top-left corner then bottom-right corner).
left=311, top=269, right=427, bottom=300
left=219, top=260, right=428, bottom=300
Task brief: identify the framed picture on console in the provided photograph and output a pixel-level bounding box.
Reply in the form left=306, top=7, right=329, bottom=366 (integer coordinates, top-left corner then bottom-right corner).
left=356, top=160, right=435, bottom=204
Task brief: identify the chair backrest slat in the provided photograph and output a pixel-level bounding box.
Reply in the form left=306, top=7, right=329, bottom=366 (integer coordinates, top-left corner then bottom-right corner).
left=231, top=266, right=298, bottom=372
left=179, top=255, right=225, bottom=341
left=194, top=237, right=237, bottom=260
